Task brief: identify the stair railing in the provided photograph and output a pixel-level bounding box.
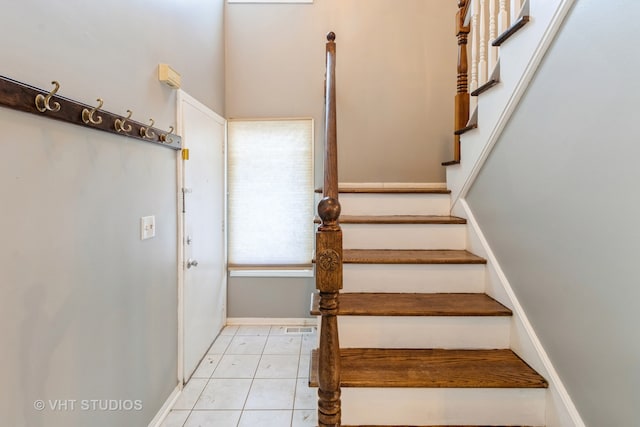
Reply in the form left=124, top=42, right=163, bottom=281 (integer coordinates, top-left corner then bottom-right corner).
left=316, top=31, right=342, bottom=427
left=454, top=0, right=471, bottom=162
left=452, top=0, right=528, bottom=162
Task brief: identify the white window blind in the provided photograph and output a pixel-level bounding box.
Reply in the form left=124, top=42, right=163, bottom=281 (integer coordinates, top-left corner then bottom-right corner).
left=228, top=119, right=314, bottom=267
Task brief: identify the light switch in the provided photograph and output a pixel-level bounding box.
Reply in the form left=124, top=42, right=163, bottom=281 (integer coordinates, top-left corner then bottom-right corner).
left=141, top=216, right=156, bottom=240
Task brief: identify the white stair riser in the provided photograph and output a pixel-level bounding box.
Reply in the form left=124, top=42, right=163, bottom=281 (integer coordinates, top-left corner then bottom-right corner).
left=342, top=264, right=485, bottom=293
left=342, top=223, right=466, bottom=250
left=341, top=388, right=545, bottom=426
left=336, top=316, right=510, bottom=349
left=339, top=193, right=450, bottom=216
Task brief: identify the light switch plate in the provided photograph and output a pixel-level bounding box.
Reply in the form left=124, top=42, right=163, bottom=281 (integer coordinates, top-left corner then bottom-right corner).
left=141, top=216, right=156, bottom=240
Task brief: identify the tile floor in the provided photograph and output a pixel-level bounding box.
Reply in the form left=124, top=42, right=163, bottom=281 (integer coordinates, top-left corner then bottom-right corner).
left=160, top=325, right=318, bottom=427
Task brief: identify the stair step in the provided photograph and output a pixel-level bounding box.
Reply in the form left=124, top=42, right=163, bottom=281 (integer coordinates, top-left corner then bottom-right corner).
left=316, top=187, right=451, bottom=194
left=342, top=263, right=485, bottom=293
left=339, top=219, right=467, bottom=250
left=312, top=293, right=512, bottom=348
left=310, top=348, right=548, bottom=389
left=492, top=0, right=530, bottom=46
left=471, top=58, right=500, bottom=96
left=343, top=249, right=486, bottom=265
left=316, top=215, right=467, bottom=224
left=311, top=293, right=511, bottom=317
left=336, top=192, right=451, bottom=216
left=340, top=387, right=545, bottom=426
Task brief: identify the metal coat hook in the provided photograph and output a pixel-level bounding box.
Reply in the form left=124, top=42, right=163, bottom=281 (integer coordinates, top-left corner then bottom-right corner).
left=140, top=119, right=156, bottom=139
left=35, top=81, right=61, bottom=113
left=160, top=125, right=175, bottom=144
left=114, top=110, right=133, bottom=132
left=82, top=98, right=103, bottom=125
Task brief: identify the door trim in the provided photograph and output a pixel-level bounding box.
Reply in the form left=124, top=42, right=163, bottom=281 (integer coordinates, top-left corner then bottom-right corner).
left=176, top=90, right=227, bottom=385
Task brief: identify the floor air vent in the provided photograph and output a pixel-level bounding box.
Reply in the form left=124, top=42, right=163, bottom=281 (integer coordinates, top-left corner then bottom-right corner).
left=285, top=326, right=315, bottom=334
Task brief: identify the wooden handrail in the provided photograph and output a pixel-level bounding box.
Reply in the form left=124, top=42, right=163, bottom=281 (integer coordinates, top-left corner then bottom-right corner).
left=316, top=31, right=342, bottom=427
left=454, top=0, right=471, bottom=162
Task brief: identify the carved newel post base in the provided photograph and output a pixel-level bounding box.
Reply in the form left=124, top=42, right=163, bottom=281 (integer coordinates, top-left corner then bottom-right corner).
left=316, top=196, right=342, bottom=427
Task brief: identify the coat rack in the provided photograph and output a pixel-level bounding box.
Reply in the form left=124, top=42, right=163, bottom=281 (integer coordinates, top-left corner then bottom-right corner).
left=0, top=75, right=181, bottom=150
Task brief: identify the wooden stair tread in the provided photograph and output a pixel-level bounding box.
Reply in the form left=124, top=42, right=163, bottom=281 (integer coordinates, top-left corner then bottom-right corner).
left=493, top=1, right=530, bottom=46
left=314, top=215, right=467, bottom=224
left=343, top=249, right=487, bottom=264
left=471, top=59, right=500, bottom=97
left=342, top=425, right=538, bottom=427
left=310, top=348, right=548, bottom=389
left=315, top=187, right=451, bottom=194
left=455, top=106, right=479, bottom=136
left=311, top=293, right=512, bottom=317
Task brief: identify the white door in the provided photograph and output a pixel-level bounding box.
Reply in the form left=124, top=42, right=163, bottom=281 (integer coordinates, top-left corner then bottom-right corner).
left=177, top=91, right=226, bottom=383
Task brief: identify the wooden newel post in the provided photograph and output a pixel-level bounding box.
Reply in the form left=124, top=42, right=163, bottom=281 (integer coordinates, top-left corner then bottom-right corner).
left=454, top=0, right=471, bottom=161
left=316, top=31, right=342, bottom=427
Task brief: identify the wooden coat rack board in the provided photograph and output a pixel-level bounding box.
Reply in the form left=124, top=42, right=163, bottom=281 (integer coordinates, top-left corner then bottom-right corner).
left=0, top=75, right=181, bottom=150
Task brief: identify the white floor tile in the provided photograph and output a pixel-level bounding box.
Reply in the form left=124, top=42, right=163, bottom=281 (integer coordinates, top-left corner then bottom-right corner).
left=263, top=335, right=302, bottom=355
left=212, top=354, right=261, bottom=379
left=192, top=354, right=222, bottom=379
left=301, top=334, right=318, bottom=354
left=268, top=325, right=292, bottom=335
left=208, top=335, right=233, bottom=354
left=294, top=378, right=317, bottom=410
left=237, top=410, right=293, bottom=427
left=297, top=355, right=311, bottom=378
left=184, top=410, right=241, bottom=427
left=169, top=324, right=319, bottom=426
left=255, top=355, right=300, bottom=379
left=220, top=325, right=239, bottom=336
left=160, top=410, right=190, bottom=427
left=172, top=379, right=208, bottom=410
left=236, top=325, right=271, bottom=336
left=194, top=378, right=252, bottom=410
left=292, top=409, right=317, bottom=427
left=244, top=378, right=296, bottom=410
left=226, top=335, right=268, bottom=355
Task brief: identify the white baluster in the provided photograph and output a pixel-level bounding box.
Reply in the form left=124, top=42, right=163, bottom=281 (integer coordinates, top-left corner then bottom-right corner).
left=478, top=0, right=487, bottom=86
left=488, top=0, right=498, bottom=72
left=511, top=0, right=523, bottom=22
left=470, top=0, right=480, bottom=109
left=499, top=0, right=509, bottom=34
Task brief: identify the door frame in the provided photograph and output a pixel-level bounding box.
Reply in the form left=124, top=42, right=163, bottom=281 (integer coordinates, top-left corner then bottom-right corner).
left=176, top=90, right=227, bottom=386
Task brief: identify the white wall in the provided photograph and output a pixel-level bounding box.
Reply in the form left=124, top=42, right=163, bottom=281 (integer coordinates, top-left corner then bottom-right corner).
left=0, top=1, right=225, bottom=426
left=467, top=1, right=640, bottom=425
left=226, top=0, right=457, bottom=183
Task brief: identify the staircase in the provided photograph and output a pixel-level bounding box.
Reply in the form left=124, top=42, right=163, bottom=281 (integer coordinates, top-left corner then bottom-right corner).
left=311, top=186, right=548, bottom=426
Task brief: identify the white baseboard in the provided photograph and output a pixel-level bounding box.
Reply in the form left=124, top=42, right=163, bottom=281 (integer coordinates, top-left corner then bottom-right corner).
left=458, top=199, right=585, bottom=427
left=147, top=385, right=181, bottom=427
left=339, top=182, right=447, bottom=189
left=226, top=317, right=317, bottom=326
